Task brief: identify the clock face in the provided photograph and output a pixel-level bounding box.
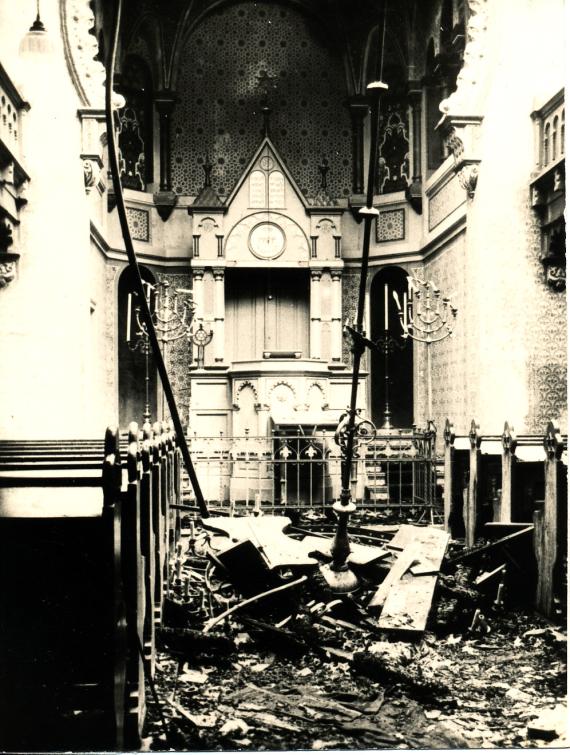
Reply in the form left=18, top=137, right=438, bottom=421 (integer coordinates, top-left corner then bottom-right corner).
left=248, top=221, right=286, bottom=259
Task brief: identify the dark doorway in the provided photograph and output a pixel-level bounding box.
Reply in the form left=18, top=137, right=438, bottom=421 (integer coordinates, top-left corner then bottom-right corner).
left=370, top=267, right=413, bottom=428
left=118, top=266, right=158, bottom=431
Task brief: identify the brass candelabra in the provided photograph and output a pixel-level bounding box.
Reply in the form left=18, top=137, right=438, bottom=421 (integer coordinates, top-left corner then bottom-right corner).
left=127, top=279, right=195, bottom=422
left=392, top=268, right=458, bottom=423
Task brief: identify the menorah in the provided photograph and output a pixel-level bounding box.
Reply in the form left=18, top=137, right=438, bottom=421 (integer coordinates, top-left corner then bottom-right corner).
left=392, top=268, right=458, bottom=423
left=127, top=279, right=195, bottom=422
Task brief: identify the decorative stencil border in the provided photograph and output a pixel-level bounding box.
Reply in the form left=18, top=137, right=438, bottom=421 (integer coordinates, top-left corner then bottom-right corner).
left=126, top=207, right=150, bottom=242
left=376, top=208, right=405, bottom=243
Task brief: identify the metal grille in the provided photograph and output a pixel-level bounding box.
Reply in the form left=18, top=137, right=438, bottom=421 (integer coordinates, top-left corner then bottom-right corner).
left=182, top=428, right=440, bottom=516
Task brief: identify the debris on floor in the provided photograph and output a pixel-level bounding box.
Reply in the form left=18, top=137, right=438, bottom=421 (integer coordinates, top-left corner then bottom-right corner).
left=144, top=509, right=567, bottom=751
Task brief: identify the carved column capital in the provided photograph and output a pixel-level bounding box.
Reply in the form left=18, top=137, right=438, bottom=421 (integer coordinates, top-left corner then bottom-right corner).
left=310, top=269, right=323, bottom=282
left=0, top=260, right=17, bottom=288
left=469, top=419, right=482, bottom=449
left=501, top=421, right=517, bottom=455
left=544, top=265, right=566, bottom=291
left=457, top=163, right=479, bottom=198
left=439, top=115, right=483, bottom=198
left=443, top=418, right=455, bottom=446
left=544, top=420, right=564, bottom=460
left=213, top=268, right=225, bottom=281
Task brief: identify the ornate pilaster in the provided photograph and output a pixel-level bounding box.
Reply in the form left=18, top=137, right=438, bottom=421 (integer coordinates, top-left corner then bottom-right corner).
left=213, top=268, right=225, bottom=363
left=330, top=269, right=343, bottom=363
left=192, top=268, right=205, bottom=323
left=153, top=91, right=178, bottom=221
left=310, top=269, right=322, bottom=359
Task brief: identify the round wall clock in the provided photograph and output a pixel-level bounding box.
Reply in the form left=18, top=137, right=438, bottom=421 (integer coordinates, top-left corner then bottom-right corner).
left=248, top=221, right=286, bottom=259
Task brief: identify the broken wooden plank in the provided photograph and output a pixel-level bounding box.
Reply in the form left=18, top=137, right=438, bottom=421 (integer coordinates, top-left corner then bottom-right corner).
left=387, top=525, right=449, bottom=575
left=448, top=524, right=534, bottom=565
left=369, top=526, right=450, bottom=632
left=377, top=572, right=438, bottom=633
left=473, top=563, right=507, bottom=586
left=387, top=524, right=448, bottom=553
left=483, top=522, right=534, bottom=537
left=368, top=543, right=418, bottom=609
left=202, top=515, right=319, bottom=569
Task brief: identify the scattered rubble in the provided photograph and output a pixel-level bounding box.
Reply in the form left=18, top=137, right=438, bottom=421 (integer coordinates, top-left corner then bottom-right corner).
left=144, top=509, right=567, bottom=750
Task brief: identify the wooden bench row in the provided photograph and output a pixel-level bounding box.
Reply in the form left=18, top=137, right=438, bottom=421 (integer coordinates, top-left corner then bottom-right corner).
left=443, top=418, right=567, bottom=617
left=0, top=421, right=183, bottom=751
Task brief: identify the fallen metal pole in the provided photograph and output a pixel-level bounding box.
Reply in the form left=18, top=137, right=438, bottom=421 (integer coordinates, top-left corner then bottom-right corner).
left=105, top=0, right=209, bottom=518
left=203, top=575, right=308, bottom=633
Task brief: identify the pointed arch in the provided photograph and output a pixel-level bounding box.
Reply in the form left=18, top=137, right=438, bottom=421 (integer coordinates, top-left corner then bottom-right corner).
left=118, top=265, right=158, bottom=430
left=370, top=267, right=413, bottom=428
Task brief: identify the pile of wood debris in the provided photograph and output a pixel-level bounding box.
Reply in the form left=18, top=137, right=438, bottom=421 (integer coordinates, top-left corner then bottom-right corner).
left=144, top=511, right=567, bottom=751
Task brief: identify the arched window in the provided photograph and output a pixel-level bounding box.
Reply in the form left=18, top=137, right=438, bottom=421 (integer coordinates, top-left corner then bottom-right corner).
left=552, top=115, right=559, bottom=159
left=561, top=109, right=565, bottom=154
left=117, top=56, right=154, bottom=191
left=370, top=267, right=413, bottom=428
left=118, top=265, right=158, bottom=430
left=544, top=122, right=550, bottom=166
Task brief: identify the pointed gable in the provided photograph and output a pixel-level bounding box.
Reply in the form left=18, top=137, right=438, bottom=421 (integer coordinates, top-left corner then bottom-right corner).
left=225, top=137, right=309, bottom=212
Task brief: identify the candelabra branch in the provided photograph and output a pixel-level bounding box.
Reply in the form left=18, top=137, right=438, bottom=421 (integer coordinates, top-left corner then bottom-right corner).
left=126, top=279, right=196, bottom=423
left=392, top=269, right=458, bottom=423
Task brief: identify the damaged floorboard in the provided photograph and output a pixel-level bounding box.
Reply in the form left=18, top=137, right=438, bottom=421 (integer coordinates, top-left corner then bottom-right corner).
left=371, top=525, right=450, bottom=633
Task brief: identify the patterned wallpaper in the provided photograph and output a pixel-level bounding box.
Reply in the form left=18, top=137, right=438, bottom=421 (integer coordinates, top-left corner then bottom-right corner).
left=171, top=1, right=352, bottom=200
left=423, top=234, right=467, bottom=445
left=524, top=198, right=567, bottom=433
left=158, top=271, right=193, bottom=430
left=341, top=270, right=361, bottom=365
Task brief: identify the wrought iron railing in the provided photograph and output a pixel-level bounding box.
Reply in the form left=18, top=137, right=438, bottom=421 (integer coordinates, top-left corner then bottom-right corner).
left=182, top=427, right=440, bottom=516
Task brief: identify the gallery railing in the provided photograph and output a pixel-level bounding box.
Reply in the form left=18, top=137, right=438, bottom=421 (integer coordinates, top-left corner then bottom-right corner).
left=182, top=427, right=440, bottom=516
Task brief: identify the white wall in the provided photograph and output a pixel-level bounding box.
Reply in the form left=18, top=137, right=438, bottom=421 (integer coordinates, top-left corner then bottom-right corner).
left=0, top=0, right=104, bottom=437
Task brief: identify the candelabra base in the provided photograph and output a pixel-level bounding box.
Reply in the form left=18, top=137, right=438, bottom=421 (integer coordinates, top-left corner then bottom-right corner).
left=319, top=562, right=360, bottom=594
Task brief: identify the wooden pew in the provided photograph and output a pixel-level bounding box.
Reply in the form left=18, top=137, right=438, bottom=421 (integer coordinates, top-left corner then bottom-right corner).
left=140, top=438, right=156, bottom=675
left=443, top=419, right=469, bottom=538
left=0, top=420, right=184, bottom=750
left=445, top=419, right=513, bottom=543
left=122, top=427, right=146, bottom=749
left=534, top=421, right=567, bottom=618
left=152, top=422, right=166, bottom=626
left=0, top=427, right=127, bottom=752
